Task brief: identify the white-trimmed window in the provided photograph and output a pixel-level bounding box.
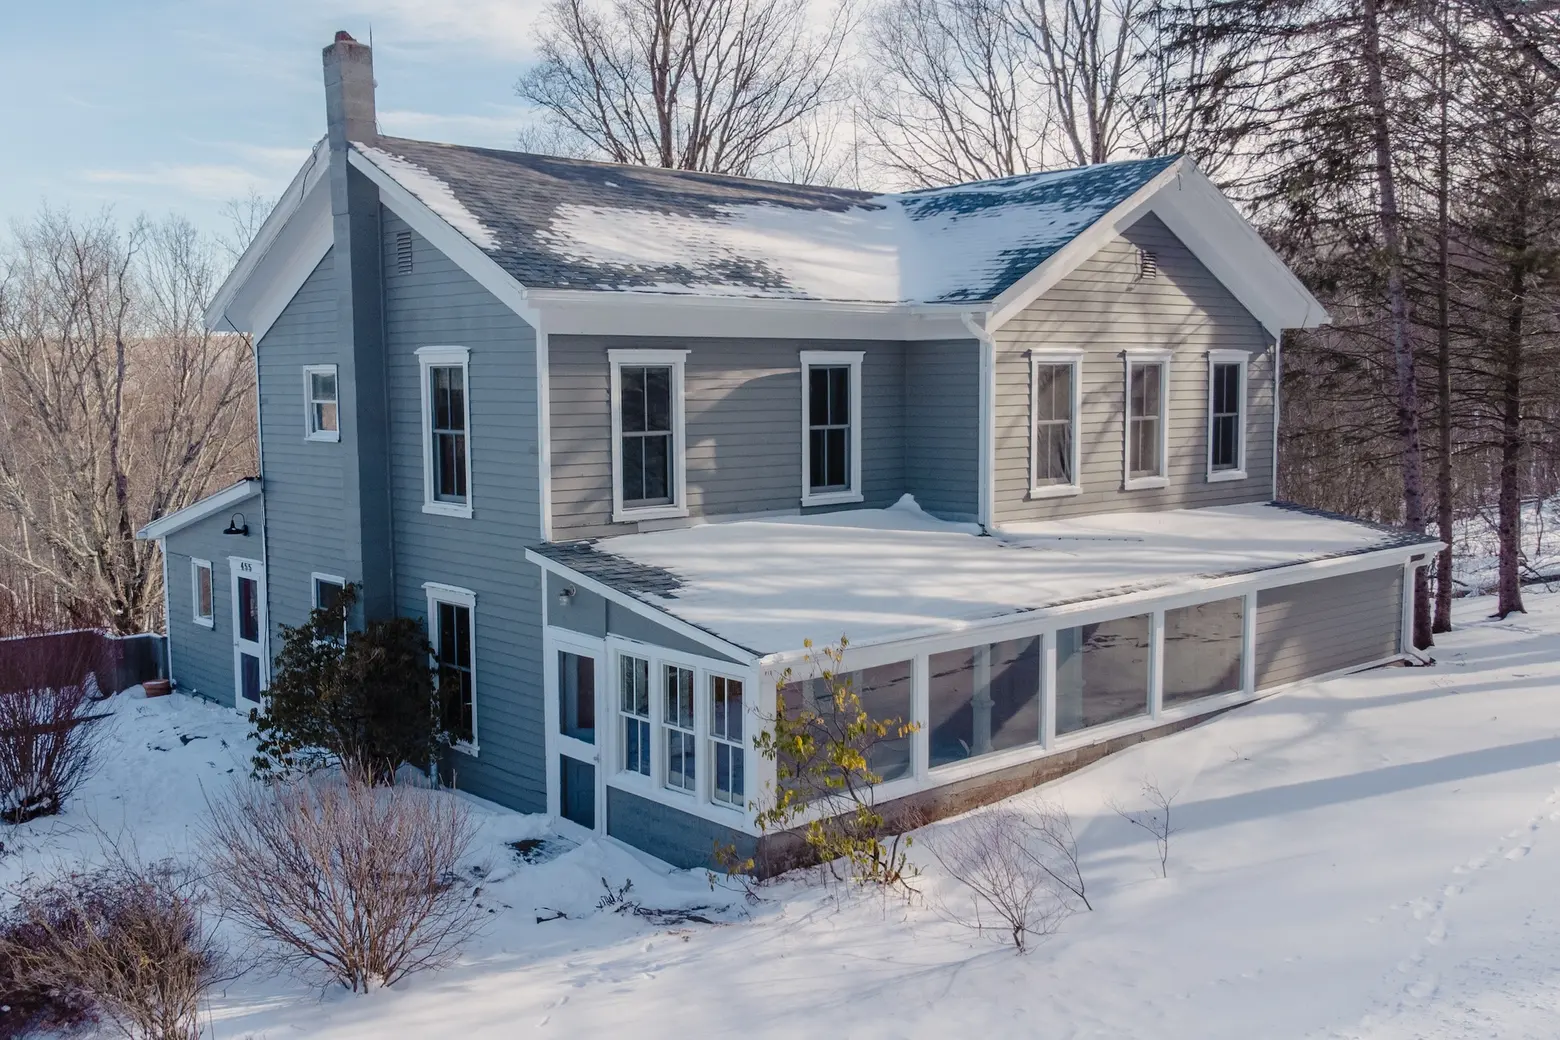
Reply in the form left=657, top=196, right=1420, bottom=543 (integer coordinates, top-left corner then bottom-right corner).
left=610, top=349, right=688, bottom=522
left=1123, top=350, right=1171, bottom=489
left=709, top=674, right=744, bottom=808
left=800, top=351, right=864, bottom=506
left=1029, top=350, right=1083, bottom=497
left=664, top=664, right=696, bottom=793
left=425, top=582, right=477, bottom=750
left=619, top=653, right=652, bottom=775
left=311, top=573, right=346, bottom=642
left=417, top=347, right=472, bottom=518
left=303, top=365, right=339, bottom=442
left=191, top=559, right=214, bottom=628
left=1207, top=350, right=1248, bottom=481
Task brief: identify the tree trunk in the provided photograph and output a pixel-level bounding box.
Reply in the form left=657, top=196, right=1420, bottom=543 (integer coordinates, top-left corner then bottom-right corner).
left=1433, top=5, right=1455, bottom=633
left=1361, top=0, right=1433, bottom=649
left=1495, top=161, right=1529, bottom=618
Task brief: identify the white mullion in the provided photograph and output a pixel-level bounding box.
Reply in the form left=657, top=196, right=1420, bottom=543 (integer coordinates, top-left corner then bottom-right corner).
left=911, top=652, right=930, bottom=779
left=1149, top=610, right=1165, bottom=720
left=1242, top=591, right=1259, bottom=694
left=1041, top=631, right=1057, bottom=748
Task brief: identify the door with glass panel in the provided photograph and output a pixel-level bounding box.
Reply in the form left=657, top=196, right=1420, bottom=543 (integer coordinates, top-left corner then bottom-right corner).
left=229, top=558, right=267, bottom=710
left=553, top=641, right=602, bottom=831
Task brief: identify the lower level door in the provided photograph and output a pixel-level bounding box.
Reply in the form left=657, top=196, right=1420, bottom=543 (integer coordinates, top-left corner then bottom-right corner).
left=230, top=557, right=267, bottom=709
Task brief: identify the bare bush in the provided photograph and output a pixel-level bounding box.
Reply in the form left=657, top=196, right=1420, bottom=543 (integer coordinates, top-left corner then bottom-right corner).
left=0, top=665, right=104, bottom=823
left=1026, top=798, right=1092, bottom=911
left=202, top=767, right=482, bottom=991
left=1110, top=779, right=1178, bottom=878
left=0, top=855, right=227, bottom=1040
left=925, top=808, right=1070, bottom=952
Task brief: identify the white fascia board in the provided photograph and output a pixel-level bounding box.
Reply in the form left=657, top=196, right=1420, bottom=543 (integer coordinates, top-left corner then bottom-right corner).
left=527, top=289, right=979, bottom=341
left=205, top=141, right=331, bottom=334
left=523, top=549, right=759, bottom=666
left=985, top=157, right=1190, bottom=335
left=136, top=479, right=262, bottom=541
left=1148, top=163, right=1330, bottom=337
left=347, top=148, right=542, bottom=330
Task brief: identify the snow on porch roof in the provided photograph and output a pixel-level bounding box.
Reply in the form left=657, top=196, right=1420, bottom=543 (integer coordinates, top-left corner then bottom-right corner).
left=529, top=499, right=1436, bottom=658
left=356, top=139, right=1178, bottom=305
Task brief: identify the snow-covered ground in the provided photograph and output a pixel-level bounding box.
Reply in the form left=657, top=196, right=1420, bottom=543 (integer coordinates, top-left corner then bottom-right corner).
left=8, top=593, right=1560, bottom=1038
left=1452, top=497, right=1560, bottom=597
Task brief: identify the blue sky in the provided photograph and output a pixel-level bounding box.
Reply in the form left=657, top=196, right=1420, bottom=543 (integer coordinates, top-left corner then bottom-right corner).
left=0, top=0, right=547, bottom=238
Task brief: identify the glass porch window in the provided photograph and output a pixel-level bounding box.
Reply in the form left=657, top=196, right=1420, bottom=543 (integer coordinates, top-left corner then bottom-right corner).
left=928, top=637, right=1042, bottom=767
left=1055, top=614, right=1151, bottom=734
left=1163, top=597, right=1245, bottom=706
left=664, top=664, right=695, bottom=793
left=776, top=660, right=914, bottom=790
left=710, top=675, right=744, bottom=807
left=619, top=654, right=651, bottom=776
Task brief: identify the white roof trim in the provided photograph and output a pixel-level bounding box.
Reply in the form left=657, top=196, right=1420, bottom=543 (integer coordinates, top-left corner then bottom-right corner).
left=136, top=479, right=261, bottom=541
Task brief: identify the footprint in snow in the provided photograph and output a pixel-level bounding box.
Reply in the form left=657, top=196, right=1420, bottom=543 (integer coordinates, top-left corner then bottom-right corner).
left=1426, top=921, right=1447, bottom=945
left=1442, top=884, right=1463, bottom=898
left=1504, top=845, right=1531, bottom=860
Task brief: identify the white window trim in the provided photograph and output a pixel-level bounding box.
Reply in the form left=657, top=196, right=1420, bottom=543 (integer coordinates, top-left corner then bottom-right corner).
left=424, top=581, right=478, bottom=755
left=799, top=350, right=865, bottom=507
left=310, top=572, right=346, bottom=611
left=417, top=346, right=474, bottom=519
left=302, top=364, right=340, bottom=442
left=1206, top=349, right=1249, bottom=483
left=707, top=670, right=748, bottom=811
left=1028, top=348, right=1084, bottom=499
left=1122, top=349, right=1173, bottom=491
left=609, top=349, right=689, bottom=523
left=190, top=558, right=214, bottom=628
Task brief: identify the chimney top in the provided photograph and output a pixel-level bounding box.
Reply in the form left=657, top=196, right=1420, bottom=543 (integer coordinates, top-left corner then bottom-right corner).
left=322, top=32, right=376, bottom=147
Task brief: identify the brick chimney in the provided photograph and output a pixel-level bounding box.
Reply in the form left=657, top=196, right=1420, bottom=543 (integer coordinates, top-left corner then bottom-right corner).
left=323, top=31, right=377, bottom=147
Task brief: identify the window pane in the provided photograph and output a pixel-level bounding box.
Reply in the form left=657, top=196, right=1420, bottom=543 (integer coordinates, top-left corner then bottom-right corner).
left=315, top=580, right=345, bottom=640
left=776, top=659, right=913, bottom=786
left=928, top=637, right=1041, bottom=767
left=311, top=371, right=336, bottom=400
left=436, top=602, right=474, bottom=743
left=1139, top=364, right=1161, bottom=418
left=195, top=566, right=212, bottom=619
left=665, top=666, right=694, bottom=728
left=559, top=651, right=596, bottom=743
left=315, top=401, right=338, bottom=432
left=1163, top=597, right=1244, bottom=706
left=1035, top=363, right=1071, bottom=422
left=1055, top=615, right=1151, bottom=734
left=827, top=367, right=850, bottom=425
left=644, top=366, right=672, bottom=432
left=622, top=367, right=647, bottom=432
left=641, top=433, right=670, bottom=500
left=237, top=577, right=259, bottom=642
left=808, top=367, right=831, bottom=426
left=1212, top=415, right=1238, bottom=470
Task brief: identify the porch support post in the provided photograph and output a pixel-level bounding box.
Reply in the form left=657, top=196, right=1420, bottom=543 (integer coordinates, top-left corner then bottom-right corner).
left=912, top=653, right=930, bottom=779
left=1149, top=610, right=1165, bottom=719
left=1242, top=591, right=1259, bottom=694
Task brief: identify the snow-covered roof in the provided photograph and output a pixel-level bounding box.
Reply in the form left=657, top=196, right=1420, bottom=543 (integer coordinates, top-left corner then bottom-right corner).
left=355, top=139, right=1177, bottom=305
left=529, top=499, right=1435, bottom=658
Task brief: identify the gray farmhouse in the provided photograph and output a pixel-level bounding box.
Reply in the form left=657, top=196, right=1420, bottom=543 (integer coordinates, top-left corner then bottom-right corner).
left=138, top=33, right=1439, bottom=869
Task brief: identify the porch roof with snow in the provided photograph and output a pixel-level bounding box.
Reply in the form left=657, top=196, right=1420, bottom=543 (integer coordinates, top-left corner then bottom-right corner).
left=525, top=500, right=1438, bottom=662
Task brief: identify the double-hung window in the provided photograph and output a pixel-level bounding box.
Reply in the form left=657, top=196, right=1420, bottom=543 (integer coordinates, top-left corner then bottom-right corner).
left=664, top=665, right=696, bottom=793
left=1029, top=351, right=1083, bottom=497
left=1123, top=350, right=1171, bottom=489
left=303, top=365, right=339, bottom=441
left=1207, top=351, right=1248, bottom=481
left=800, top=351, right=864, bottom=506
left=610, top=350, right=687, bottom=522
left=417, top=347, right=472, bottom=517
left=619, top=654, right=652, bottom=775
left=709, top=675, right=744, bottom=808
left=191, top=559, right=214, bottom=628
left=426, top=583, right=477, bottom=749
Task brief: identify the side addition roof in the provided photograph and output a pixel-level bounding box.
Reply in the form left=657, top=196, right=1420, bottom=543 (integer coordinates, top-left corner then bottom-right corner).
left=135, top=479, right=262, bottom=541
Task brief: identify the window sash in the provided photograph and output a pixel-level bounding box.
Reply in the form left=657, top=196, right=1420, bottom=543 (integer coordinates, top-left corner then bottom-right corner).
left=429, top=365, right=468, bottom=503
left=618, top=365, right=676, bottom=506
left=709, top=675, right=744, bottom=806
left=619, top=655, right=651, bottom=776
left=1210, top=362, right=1242, bottom=471
left=435, top=602, right=474, bottom=743
left=664, top=665, right=695, bottom=792
left=1128, top=362, right=1164, bottom=479
left=305, top=368, right=339, bottom=437
left=805, top=362, right=856, bottom=494
left=193, top=563, right=213, bottom=622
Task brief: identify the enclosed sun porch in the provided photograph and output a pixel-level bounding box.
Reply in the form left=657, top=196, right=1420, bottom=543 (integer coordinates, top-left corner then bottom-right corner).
left=524, top=498, right=1439, bottom=869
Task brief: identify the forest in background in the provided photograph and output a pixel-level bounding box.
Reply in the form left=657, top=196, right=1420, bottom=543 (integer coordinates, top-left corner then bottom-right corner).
left=0, top=0, right=1555, bottom=639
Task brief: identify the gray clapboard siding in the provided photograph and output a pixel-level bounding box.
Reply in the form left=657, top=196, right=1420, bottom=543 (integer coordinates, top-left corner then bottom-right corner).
left=163, top=504, right=266, bottom=708
left=381, top=211, right=546, bottom=812
left=606, top=786, right=754, bottom=870
left=993, top=213, right=1275, bottom=524
left=545, top=575, right=744, bottom=664
left=1254, top=568, right=1404, bottom=689
left=905, top=340, right=980, bottom=517
left=549, top=336, right=913, bottom=540
left=255, top=251, right=349, bottom=644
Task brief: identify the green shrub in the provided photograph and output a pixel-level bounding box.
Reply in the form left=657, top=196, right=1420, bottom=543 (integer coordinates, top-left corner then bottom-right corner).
left=250, top=584, right=446, bottom=784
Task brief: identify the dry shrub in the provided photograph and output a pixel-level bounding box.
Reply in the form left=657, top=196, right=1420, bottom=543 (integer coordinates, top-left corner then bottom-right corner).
left=926, top=807, right=1082, bottom=953
left=0, top=677, right=104, bottom=824
left=0, top=855, right=226, bottom=1040
left=202, top=767, right=482, bottom=991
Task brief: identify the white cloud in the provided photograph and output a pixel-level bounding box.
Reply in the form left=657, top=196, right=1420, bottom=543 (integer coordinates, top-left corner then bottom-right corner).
left=81, top=163, right=290, bottom=202
left=323, top=0, right=550, bottom=61
left=379, top=108, right=526, bottom=148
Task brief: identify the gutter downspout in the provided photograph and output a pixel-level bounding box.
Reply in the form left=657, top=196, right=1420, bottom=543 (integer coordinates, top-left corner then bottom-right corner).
left=961, top=311, right=996, bottom=533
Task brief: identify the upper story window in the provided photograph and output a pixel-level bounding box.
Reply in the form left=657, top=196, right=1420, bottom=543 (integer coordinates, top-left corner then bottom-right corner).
left=800, top=351, right=864, bottom=507
left=610, top=349, right=688, bottom=522
left=425, top=582, right=477, bottom=750
left=303, top=365, right=339, bottom=442
left=1029, top=350, right=1083, bottom=498
left=417, top=347, right=472, bottom=518
left=1207, top=350, right=1248, bottom=482
left=1123, top=350, right=1171, bottom=490
left=191, top=558, right=214, bottom=628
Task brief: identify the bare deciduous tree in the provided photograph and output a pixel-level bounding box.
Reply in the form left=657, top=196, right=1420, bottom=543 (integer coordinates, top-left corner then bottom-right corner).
left=0, top=211, right=255, bottom=634
left=516, top=0, right=853, bottom=178
left=202, top=768, right=483, bottom=992
left=1111, top=779, right=1178, bottom=877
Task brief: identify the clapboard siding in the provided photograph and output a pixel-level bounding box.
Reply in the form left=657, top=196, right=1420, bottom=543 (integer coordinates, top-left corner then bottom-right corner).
left=381, top=211, right=546, bottom=812
left=1255, top=568, right=1404, bottom=689
left=255, top=252, right=347, bottom=642
left=992, top=213, right=1275, bottom=524
left=549, top=336, right=913, bottom=540
left=905, top=340, right=981, bottom=517
left=163, top=503, right=265, bottom=708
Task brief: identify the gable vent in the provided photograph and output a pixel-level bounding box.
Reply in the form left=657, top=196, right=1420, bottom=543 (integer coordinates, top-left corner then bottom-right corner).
left=395, top=230, right=414, bottom=274
left=1137, top=249, right=1158, bottom=281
